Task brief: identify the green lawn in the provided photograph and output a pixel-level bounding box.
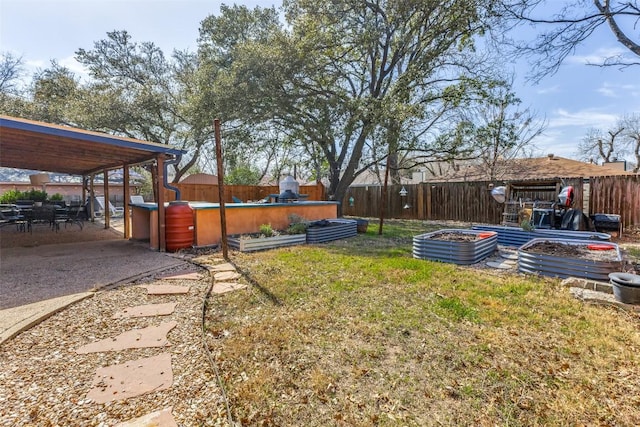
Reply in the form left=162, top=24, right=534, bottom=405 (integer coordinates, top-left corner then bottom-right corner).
left=203, top=219, right=640, bottom=426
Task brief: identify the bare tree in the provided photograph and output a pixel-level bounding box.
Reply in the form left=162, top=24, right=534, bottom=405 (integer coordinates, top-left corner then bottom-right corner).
left=577, top=125, right=626, bottom=163
left=620, top=113, right=640, bottom=172
left=497, top=1, right=640, bottom=81
left=0, top=52, right=24, bottom=94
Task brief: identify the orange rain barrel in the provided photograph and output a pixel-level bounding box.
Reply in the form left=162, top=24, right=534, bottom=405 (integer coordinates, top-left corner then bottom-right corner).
left=165, top=201, right=194, bottom=252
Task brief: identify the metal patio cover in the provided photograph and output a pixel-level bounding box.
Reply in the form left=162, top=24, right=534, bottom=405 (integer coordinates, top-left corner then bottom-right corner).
left=0, top=115, right=183, bottom=176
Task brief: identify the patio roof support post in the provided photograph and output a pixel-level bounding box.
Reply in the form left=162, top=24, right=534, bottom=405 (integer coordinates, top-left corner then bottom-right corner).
left=123, top=165, right=131, bottom=239
left=156, top=155, right=167, bottom=252
left=89, top=175, right=96, bottom=222
left=103, top=169, right=110, bottom=230
left=81, top=175, right=87, bottom=210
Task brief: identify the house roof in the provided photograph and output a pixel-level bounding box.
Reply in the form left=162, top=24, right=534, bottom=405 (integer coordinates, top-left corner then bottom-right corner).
left=426, top=155, right=635, bottom=183
left=0, top=115, right=184, bottom=176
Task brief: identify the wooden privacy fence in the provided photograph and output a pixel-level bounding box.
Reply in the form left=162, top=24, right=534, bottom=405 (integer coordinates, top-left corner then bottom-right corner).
left=343, top=182, right=504, bottom=224
left=590, top=175, right=640, bottom=229
left=163, top=182, right=326, bottom=203
left=342, top=176, right=640, bottom=229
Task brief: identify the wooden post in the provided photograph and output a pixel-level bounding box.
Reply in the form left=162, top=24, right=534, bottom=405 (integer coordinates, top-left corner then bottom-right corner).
left=103, top=170, right=110, bottom=229
left=81, top=175, right=87, bottom=212
left=214, top=119, right=229, bottom=260
left=123, top=166, right=131, bottom=239
left=157, top=155, right=166, bottom=252
left=378, top=156, right=390, bottom=235
left=89, top=175, right=95, bottom=221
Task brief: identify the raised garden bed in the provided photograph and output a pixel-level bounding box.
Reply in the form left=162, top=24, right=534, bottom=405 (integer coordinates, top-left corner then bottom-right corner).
left=306, top=219, right=357, bottom=243
left=228, top=233, right=306, bottom=252
left=471, top=225, right=610, bottom=247
left=413, top=229, right=498, bottom=265
left=518, top=238, right=622, bottom=281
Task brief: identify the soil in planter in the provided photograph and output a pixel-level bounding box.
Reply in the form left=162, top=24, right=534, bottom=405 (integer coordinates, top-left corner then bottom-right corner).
left=525, top=241, right=619, bottom=262
left=428, top=232, right=478, bottom=242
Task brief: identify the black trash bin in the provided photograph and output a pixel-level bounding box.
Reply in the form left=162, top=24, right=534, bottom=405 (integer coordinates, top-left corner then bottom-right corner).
left=590, top=213, right=620, bottom=232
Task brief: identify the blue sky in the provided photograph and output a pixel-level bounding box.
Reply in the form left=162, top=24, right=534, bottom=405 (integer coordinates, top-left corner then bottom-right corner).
left=1, top=0, right=639, bottom=162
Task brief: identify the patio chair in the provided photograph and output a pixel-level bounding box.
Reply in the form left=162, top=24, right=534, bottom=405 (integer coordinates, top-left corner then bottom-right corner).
left=65, top=202, right=85, bottom=230
left=95, top=196, right=124, bottom=217
left=0, top=204, right=25, bottom=231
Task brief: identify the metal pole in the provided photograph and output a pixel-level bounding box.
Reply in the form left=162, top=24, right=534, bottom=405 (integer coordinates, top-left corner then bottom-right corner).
left=214, top=119, right=229, bottom=260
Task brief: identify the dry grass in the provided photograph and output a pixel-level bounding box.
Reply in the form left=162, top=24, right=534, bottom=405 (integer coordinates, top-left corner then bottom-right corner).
left=203, top=219, right=640, bottom=426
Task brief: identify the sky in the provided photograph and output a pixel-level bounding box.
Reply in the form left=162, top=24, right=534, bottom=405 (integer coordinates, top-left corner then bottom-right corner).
left=1, top=0, right=639, bottom=163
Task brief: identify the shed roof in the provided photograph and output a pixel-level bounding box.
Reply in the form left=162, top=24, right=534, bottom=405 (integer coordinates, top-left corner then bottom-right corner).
left=0, top=115, right=183, bottom=176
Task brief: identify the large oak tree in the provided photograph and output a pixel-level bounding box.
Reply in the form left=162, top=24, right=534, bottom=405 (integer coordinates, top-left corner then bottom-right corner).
left=207, top=0, right=500, bottom=207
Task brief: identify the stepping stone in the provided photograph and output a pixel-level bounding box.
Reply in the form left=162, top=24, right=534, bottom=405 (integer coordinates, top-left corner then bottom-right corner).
left=141, top=284, right=190, bottom=295
left=115, top=407, right=177, bottom=427
left=87, top=353, right=173, bottom=404
left=209, top=262, right=236, bottom=272
left=500, top=251, right=518, bottom=260
left=570, top=288, right=640, bottom=313
left=214, top=271, right=241, bottom=282
left=158, top=270, right=202, bottom=280
left=486, top=261, right=514, bottom=270
left=210, top=263, right=236, bottom=272
left=112, top=302, right=178, bottom=319
left=212, top=282, right=247, bottom=294
left=76, top=321, right=177, bottom=354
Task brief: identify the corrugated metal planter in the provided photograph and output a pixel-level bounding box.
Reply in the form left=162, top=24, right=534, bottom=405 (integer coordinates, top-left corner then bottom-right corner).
left=518, top=238, right=622, bottom=281
left=413, top=229, right=498, bottom=265
left=228, top=234, right=306, bottom=252
left=306, top=219, right=358, bottom=243
left=471, top=225, right=611, bottom=247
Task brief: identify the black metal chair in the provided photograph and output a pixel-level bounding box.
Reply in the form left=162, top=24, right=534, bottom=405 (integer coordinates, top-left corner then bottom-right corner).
left=65, top=201, right=86, bottom=230
left=0, top=204, right=25, bottom=231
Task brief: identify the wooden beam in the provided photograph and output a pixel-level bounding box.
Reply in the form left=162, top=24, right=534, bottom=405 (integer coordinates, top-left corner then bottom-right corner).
left=103, top=170, right=110, bottom=229
left=157, top=155, right=166, bottom=252
left=124, top=166, right=131, bottom=239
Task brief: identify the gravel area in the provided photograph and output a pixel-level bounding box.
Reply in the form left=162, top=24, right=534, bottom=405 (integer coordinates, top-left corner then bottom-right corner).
left=0, top=268, right=231, bottom=426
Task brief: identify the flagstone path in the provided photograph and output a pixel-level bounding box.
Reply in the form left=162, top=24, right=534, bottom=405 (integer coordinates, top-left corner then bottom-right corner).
left=73, top=259, right=245, bottom=425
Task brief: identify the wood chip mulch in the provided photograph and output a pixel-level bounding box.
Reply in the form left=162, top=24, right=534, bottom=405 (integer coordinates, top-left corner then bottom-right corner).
left=0, top=268, right=230, bottom=426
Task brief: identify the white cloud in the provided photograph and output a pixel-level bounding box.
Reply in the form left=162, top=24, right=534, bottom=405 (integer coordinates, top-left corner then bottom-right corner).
left=531, top=129, right=576, bottom=158
left=596, top=81, right=640, bottom=98
left=597, top=84, right=617, bottom=98
left=566, top=47, right=630, bottom=65
left=536, top=85, right=561, bottom=95
left=548, top=108, right=618, bottom=129
left=24, top=59, right=46, bottom=70
left=59, top=56, right=90, bottom=81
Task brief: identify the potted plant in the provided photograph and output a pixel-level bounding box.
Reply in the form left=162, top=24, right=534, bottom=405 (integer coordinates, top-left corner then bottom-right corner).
left=49, top=193, right=64, bottom=202
left=27, top=189, right=48, bottom=207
